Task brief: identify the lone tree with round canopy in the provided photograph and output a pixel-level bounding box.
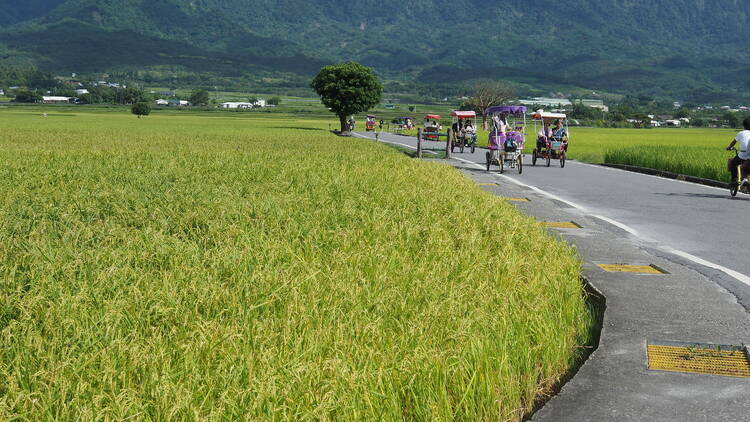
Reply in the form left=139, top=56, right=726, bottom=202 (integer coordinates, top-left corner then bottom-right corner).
left=311, top=62, right=383, bottom=133
left=131, top=102, right=151, bottom=118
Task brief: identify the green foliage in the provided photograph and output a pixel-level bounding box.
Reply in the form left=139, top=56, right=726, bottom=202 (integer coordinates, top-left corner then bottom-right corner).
left=311, top=62, right=383, bottom=132
left=189, top=89, right=210, bottom=106
left=131, top=101, right=152, bottom=117
left=724, top=112, right=740, bottom=128
left=0, top=1, right=749, bottom=101
left=266, top=96, right=281, bottom=106
left=13, top=89, right=42, bottom=103
left=0, top=108, right=592, bottom=420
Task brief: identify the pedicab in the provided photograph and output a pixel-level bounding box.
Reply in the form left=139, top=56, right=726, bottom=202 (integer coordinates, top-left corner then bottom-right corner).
left=391, top=117, right=414, bottom=133
left=532, top=110, right=569, bottom=168
left=450, top=110, right=478, bottom=154
left=485, top=106, right=527, bottom=174
left=423, top=114, right=442, bottom=140
left=365, top=115, right=377, bottom=132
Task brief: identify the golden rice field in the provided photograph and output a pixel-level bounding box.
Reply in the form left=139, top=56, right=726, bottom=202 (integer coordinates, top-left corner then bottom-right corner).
left=0, top=107, right=594, bottom=421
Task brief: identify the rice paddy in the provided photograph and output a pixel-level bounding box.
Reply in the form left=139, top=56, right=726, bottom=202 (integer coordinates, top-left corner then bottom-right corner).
left=0, top=107, right=594, bottom=421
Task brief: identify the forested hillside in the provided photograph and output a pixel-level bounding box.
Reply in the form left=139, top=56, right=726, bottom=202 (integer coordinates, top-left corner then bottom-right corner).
left=0, top=0, right=748, bottom=101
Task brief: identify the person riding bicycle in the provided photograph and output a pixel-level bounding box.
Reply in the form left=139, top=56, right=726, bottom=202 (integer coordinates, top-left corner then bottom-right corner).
left=726, top=116, right=750, bottom=188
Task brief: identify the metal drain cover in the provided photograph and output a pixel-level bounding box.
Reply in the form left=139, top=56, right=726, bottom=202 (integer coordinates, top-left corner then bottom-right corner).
left=542, top=221, right=582, bottom=229
left=647, top=341, right=750, bottom=378
left=597, top=264, right=667, bottom=274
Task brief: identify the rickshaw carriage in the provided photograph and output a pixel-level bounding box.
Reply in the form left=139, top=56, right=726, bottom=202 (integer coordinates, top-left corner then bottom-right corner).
left=485, top=106, right=527, bottom=174
left=450, top=110, right=478, bottom=154
left=365, top=115, right=377, bottom=132
left=531, top=110, right=569, bottom=168
left=391, top=116, right=414, bottom=132
left=423, top=114, right=442, bottom=140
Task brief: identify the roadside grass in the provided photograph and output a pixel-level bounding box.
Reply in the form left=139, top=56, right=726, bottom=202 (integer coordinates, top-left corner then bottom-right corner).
left=0, top=109, right=593, bottom=420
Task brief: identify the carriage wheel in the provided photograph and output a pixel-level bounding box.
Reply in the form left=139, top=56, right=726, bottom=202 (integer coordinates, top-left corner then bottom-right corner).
left=545, top=152, right=551, bottom=167
left=518, top=155, right=523, bottom=174
left=532, top=150, right=537, bottom=166
left=486, top=151, right=491, bottom=172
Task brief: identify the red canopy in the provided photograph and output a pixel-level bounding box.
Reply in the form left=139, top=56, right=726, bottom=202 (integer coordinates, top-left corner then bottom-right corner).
left=451, top=110, right=476, bottom=119
left=424, top=114, right=441, bottom=120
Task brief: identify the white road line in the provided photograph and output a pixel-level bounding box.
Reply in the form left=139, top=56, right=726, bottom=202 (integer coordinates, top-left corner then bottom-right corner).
left=666, top=248, right=750, bottom=286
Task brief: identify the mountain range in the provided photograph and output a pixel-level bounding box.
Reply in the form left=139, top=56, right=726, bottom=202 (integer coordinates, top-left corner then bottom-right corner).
left=0, top=0, right=749, bottom=102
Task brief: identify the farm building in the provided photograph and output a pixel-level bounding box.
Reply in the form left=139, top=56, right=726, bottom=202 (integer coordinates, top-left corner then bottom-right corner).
left=155, top=99, right=169, bottom=106
left=42, top=96, right=77, bottom=104
left=220, top=100, right=266, bottom=109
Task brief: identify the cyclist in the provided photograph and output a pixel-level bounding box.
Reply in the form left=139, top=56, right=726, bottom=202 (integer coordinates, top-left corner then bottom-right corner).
left=726, top=116, right=750, bottom=188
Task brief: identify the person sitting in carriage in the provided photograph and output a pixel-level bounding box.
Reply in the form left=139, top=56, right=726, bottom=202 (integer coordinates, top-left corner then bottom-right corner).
left=552, top=119, right=568, bottom=142
left=551, top=119, right=569, bottom=151
left=537, top=121, right=553, bottom=151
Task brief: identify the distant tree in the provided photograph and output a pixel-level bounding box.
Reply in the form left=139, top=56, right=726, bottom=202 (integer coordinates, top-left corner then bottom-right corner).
left=408, top=105, right=416, bottom=112
left=131, top=102, right=151, bottom=118
left=633, top=113, right=652, bottom=129
left=267, top=96, right=281, bottom=106
left=569, top=102, right=600, bottom=120
left=248, top=97, right=259, bottom=105
left=123, top=87, right=146, bottom=105
left=13, top=89, right=42, bottom=103
left=311, top=62, right=383, bottom=133
left=692, top=117, right=706, bottom=127
left=189, top=89, right=210, bottom=106
left=464, top=80, right=516, bottom=130
left=674, top=108, right=691, bottom=119
left=724, top=112, right=740, bottom=128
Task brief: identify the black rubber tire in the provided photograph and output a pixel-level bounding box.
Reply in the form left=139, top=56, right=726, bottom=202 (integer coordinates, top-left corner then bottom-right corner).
left=560, top=152, right=566, bottom=168
left=460, top=141, right=465, bottom=154
left=518, top=156, right=523, bottom=174
left=471, top=144, right=475, bottom=154
left=486, top=151, right=491, bottom=172
left=730, top=179, right=739, bottom=197
left=546, top=153, right=551, bottom=167
left=532, top=150, right=537, bottom=166
left=499, top=155, right=504, bottom=174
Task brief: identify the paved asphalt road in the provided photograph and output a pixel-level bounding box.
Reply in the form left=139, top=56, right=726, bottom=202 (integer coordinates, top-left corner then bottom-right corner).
left=356, top=131, right=750, bottom=309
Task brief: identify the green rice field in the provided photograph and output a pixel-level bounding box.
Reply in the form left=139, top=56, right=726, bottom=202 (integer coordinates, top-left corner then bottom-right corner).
left=0, top=106, right=594, bottom=421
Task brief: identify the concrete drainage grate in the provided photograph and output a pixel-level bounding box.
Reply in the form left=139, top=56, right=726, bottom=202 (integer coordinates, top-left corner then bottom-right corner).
left=597, top=264, right=668, bottom=274
left=647, top=341, right=750, bottom=378
left=542, top=221, right=582, bottom=229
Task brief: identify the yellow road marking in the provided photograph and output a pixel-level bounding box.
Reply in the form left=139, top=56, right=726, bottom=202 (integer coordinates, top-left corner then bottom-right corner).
left=597, top=264, right=666, bottom=274
left=478, top=183, right=498, bottom=187
left=503, top=197, right=530, bottom=202
left=542, top=221, right=582, bottom=229
left=648, top=344, right=750, bottom=378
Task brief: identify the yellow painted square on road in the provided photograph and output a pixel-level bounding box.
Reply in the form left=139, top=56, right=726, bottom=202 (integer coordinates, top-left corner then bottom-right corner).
left=648, top=343, right=750, bottom=378
left=597, top=264, right=666, bottom=274
left=542, top=221, right=582, bottom=229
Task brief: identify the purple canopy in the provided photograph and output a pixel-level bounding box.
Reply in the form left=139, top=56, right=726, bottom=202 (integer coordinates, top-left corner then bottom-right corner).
left=485, top=105, right=527, bottom=115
